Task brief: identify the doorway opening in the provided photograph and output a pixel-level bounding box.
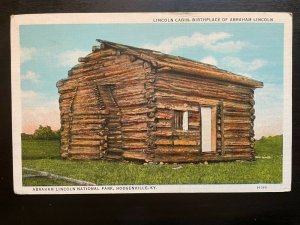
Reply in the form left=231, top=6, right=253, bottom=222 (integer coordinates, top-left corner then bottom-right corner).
left=200, top=106, right=216, bottom=152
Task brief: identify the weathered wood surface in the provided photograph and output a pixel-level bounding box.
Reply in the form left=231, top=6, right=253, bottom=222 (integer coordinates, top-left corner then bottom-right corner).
left=152, top=72, right=254, bottom=161
left=123, top=151, right=147, bottom=161
left=57, top=50, right=148, bottom=160
left=156, top=76, right=252, bottom=101
left=57, top=42, right=260, bottom=162
left=97, top=40, right=263, bottom=88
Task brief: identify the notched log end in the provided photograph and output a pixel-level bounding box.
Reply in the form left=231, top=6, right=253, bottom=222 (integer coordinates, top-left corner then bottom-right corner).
left=151, top=60, right=158, bottom=67
left=92, top=45, right=103, bottom=52
left=129, top=55, right=137, bottom=62
left=61, top=152, right=68, bottom=159
left=78, top=57, right=87, bottom=63
left=143, top=61, right=151, bottom=69
left=56, top=79, right=68, bottom=88
left=249, top=99, right=255, bottom=106
left=249, top=137, right=255, bottom=142
left=249, top=108, right=255, bottom=114
left=147, top=111, right=156, bottom=118
left=67, top=69, right=74, bottom=77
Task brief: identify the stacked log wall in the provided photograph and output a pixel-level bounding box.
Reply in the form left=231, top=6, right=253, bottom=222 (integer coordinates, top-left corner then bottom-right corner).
left=143, top=62, right=158, bottom=162
left=57, top=79, right=78, bottom=158
left=58, top=46, right=257, bottom=163
left=154, top=72, right=255, bottom=163
left=68, top=84, right=109, bottom=159
left=57, top=49, right=150, bottom=161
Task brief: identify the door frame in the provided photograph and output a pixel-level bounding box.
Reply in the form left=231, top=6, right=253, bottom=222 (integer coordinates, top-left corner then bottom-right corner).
left=199, top=104, right=217, bottom=153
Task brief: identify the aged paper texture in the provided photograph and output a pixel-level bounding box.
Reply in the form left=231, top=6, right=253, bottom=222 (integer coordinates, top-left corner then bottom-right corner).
left=11, top=12, right=292, bottom=194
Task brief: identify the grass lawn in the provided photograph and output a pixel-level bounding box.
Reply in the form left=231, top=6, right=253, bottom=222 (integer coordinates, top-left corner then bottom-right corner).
left=22, top=135, right=283, bottom=186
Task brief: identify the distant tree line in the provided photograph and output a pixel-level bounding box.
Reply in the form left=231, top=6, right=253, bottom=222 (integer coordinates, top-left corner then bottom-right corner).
left=22, top=125, right=60, bottom=140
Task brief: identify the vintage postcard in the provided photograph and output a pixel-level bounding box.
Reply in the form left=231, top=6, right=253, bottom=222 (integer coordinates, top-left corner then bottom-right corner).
left=11, top=12, right=292, bottom=194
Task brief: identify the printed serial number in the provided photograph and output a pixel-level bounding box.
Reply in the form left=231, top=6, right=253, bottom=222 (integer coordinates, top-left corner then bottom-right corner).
left=257, top=185, right=268, bottom=190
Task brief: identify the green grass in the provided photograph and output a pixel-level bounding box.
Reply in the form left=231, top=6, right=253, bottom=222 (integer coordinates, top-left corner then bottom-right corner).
left=255, top=135, right=283, bottom=157
left=23, top=177, right=75, bottom=186
left=22, top=135, right=282, bottom=185
left=22, top=139, right=60, bottom=160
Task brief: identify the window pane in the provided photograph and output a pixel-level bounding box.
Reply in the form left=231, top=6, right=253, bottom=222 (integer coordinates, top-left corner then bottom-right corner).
left=174, top=110, right=183, bottom=130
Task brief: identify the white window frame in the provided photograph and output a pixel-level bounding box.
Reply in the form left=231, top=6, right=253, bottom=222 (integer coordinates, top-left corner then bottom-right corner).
left=182, top=111, right=189, bottom=131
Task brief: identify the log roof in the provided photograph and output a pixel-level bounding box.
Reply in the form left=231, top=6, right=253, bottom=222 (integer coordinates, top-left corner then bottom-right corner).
left=88, top=39, right=263, bottom=88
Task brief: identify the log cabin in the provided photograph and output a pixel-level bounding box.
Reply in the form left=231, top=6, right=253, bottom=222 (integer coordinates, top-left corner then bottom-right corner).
left=56, top=39, right=263, bottom=163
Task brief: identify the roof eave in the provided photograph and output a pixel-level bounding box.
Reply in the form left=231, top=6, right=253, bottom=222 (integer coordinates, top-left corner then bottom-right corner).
left=97, top=39, right=264, bottom=88
left=156, top=62, right=264, bottom=89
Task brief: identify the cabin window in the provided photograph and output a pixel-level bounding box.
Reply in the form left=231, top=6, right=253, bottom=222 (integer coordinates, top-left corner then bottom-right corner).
left=200, top=106, right=216, bottom=152
left=174, top=110, right=189, bottom=131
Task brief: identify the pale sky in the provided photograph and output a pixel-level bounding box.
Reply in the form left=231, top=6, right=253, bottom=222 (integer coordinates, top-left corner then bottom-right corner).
left=20, top=23, right=284, bottom=138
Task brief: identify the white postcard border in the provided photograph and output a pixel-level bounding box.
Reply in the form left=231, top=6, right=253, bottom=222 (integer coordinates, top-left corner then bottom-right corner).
left=11, top=12, right=292, bottom=194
